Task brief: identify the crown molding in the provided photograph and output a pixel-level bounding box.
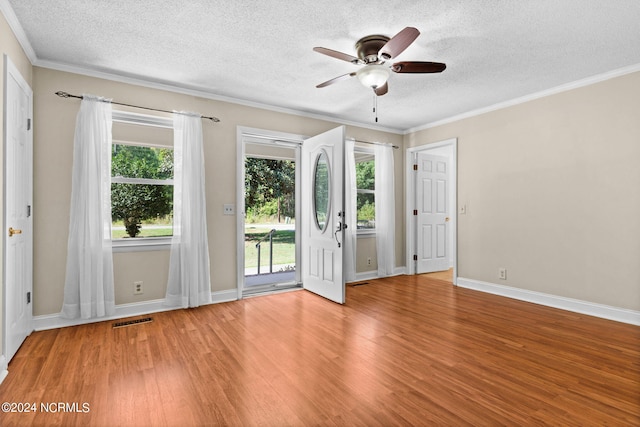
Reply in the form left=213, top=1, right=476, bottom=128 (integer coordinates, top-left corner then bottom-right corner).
left=406, top=63, right=640, bottom=134
left=43, top=55, right=638, bottom=137
left=34, top=58, right=405, bottom=135
left=0, top=0, right=37, bottom=62
left=1, top=0, right=401, bottom=134
left=4, top=0, right=639, bottom=137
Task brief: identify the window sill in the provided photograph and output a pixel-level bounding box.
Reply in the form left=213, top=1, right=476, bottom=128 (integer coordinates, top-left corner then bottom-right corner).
left=112, top=237, right=172, bottom=253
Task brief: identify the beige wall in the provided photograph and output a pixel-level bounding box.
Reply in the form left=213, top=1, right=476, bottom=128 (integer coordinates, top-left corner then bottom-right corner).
left=6, top=7, right=637, bottom=325
left=32, top=67, right=404, bottom=316
left=405, top=71, right=640, bottom=311
left=1, top=9, right=33, bottom=358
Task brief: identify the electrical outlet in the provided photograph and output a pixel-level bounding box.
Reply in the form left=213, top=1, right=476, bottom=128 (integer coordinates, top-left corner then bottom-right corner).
left=367, top=257, right=372, bottom=265
left=134, top=281, right=143, bottom=295
left=498, top=268, right=507, bottom=280
left=223, top=204, right=235, bottom=215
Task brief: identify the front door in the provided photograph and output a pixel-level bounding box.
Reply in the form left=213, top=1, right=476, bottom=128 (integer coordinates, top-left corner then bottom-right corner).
left=3, top=56, right=33, bottom=362
left=242, top=140, right=299, bottom=294
left=301, top=127, right=345, bottom=303
left=416, top=152, right=450, bottom=273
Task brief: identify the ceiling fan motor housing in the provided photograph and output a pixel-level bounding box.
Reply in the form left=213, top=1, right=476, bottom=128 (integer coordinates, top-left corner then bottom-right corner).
left=355, top=35, right=390, bottom=63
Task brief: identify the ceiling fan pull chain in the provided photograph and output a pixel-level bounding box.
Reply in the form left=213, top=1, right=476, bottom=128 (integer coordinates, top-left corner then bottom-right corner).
left=373, top=92, right=379, bottom=122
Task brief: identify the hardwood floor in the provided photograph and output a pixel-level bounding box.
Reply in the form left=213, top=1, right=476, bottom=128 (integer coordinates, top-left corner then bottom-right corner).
left=422, top=268, right=453, bottom=282
left=1, top=275, right=639, bottom=426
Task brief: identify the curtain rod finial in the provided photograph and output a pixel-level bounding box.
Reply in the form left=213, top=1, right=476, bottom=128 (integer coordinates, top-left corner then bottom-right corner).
left=55, top=91, right=83, bottom=100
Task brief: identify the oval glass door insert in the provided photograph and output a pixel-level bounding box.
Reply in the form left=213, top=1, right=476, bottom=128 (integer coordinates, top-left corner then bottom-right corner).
left=313, top=149, right=331, bottom=232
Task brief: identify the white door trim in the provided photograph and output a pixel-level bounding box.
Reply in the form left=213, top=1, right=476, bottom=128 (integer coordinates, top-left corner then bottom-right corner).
left=236, top=126, right=306, bottom=299
left=405, top=138, right=458, bottom=283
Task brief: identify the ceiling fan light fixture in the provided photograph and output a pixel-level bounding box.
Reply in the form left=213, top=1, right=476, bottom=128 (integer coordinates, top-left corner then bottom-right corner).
left=356, top=64, right=390, bottom=89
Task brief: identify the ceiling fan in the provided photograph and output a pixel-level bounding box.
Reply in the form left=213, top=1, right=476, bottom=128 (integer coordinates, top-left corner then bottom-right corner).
left=314, top=27, right=446, bottom=96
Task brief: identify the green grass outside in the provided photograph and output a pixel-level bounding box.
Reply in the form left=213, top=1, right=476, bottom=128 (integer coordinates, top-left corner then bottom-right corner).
left=112, top=217, right=173, bottom=239
left=111, top=224, right=295, bottom=270
left=245, top=227, right=295, bottom=269
left=112, top=226, right=173, bottom=239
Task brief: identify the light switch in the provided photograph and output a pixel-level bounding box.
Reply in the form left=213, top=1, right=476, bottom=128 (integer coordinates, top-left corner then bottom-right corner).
left=223, top=204, right=235, bottom=215
left=459, top=204, right=466, bottom=215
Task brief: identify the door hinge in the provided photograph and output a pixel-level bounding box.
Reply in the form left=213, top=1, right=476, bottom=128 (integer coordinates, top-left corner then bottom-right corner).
left=413, top=209, right=418, bottom=216
left=27, top=118, right=31, bottom=131
left=413, top=164, right=418, bottom=171
left=27, top=205, right=31, bottom=217
left=27, top=291, right=31, bottom=304
left=413, top=255, right=418, bottom=261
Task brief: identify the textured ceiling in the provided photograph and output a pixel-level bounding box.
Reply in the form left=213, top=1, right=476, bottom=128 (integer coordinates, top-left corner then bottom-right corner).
left=5, top=0, right=640, bottom=132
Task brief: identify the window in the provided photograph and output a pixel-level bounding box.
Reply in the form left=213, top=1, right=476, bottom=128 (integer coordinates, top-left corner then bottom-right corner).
left=111, top=143, right=174, bottom=239
left=111, top=111, right=174, bottom=249
left=355, top=149, right=375, bottom=232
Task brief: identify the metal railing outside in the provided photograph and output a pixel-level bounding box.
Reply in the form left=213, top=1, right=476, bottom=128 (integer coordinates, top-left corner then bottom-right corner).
left=255, top=229, right=277, bottom=275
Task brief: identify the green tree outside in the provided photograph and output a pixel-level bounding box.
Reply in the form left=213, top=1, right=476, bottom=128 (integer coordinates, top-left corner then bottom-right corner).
left=245, top=158, right=295, bottom=223
left=111, top=145, right=173, bottom=238
left=356, top=159, right=375, bottom=228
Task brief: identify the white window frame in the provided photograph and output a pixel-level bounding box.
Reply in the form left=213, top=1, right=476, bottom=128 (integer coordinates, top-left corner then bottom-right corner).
left=111, top=111, right=174, bottom=252
left=354, top=147, right=376, bottom=237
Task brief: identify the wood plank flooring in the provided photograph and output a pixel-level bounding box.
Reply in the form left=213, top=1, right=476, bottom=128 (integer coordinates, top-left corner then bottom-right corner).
left=1, top=275, right=639, bottom=426
left=422, top=268, right=453, bottom=282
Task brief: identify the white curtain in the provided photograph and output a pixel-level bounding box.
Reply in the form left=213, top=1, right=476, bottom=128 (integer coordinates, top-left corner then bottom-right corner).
left=343, top=139, right=357, bottom=282
left=375, top=144, right=396, bottom=277
left=165, top=113, right=212, bottom=308
left=61, top=95, right=115, bottom=319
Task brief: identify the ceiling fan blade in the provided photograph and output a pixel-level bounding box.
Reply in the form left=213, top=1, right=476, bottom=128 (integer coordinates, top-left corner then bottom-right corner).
left=313, top=47, right=361, bottom=64
left=316, top=72, right=357, bottom=88
left=374, top=82, right=388, bottom=96
left=392, top=61, right=447, bottom=73
left=378, top=27, right=420, bottom=60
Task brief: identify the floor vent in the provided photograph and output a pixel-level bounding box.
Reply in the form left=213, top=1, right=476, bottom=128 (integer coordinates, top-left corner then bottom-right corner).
left=113, top=317, right=153, bottom=328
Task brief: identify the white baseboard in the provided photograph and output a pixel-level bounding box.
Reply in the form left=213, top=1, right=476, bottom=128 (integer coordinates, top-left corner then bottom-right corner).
left=353, top=271, right=379, bottom=282
left=0, top=355, right=8, bottom=386
left=211, top=289, right=239, bottom=304
left=351, top=266, right=406, bottom=283
left=394, top=266, right=407, bottom=276
left=32, top=289, right=239, bottom=332
left=457, top=277, right=640, bottom=326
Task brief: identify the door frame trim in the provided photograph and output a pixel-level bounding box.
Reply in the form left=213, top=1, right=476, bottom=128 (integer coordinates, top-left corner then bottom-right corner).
left=405, top=138, right=458, bottom=283
left=236, top=126, right=305, bottom=300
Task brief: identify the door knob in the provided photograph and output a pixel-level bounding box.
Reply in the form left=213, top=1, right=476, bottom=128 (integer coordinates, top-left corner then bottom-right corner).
left=8, top=227, right=22, bottom=237
left=445, top=217, right=450, bottom=222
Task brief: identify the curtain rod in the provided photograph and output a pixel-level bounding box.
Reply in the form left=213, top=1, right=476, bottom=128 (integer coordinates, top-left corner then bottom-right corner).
left=55, top=91, right=220, bottom=123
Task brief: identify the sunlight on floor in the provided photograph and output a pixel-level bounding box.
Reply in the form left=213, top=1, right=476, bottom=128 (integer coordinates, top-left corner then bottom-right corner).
left=422, top=268, right=453, bottom=283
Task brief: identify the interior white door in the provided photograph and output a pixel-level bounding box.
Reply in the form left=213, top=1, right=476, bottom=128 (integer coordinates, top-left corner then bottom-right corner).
left=4, top=56, right=33, bottom=362
left=416, top=152, right=450, bottom=273
left=301, top=126, right=345, bottom=303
